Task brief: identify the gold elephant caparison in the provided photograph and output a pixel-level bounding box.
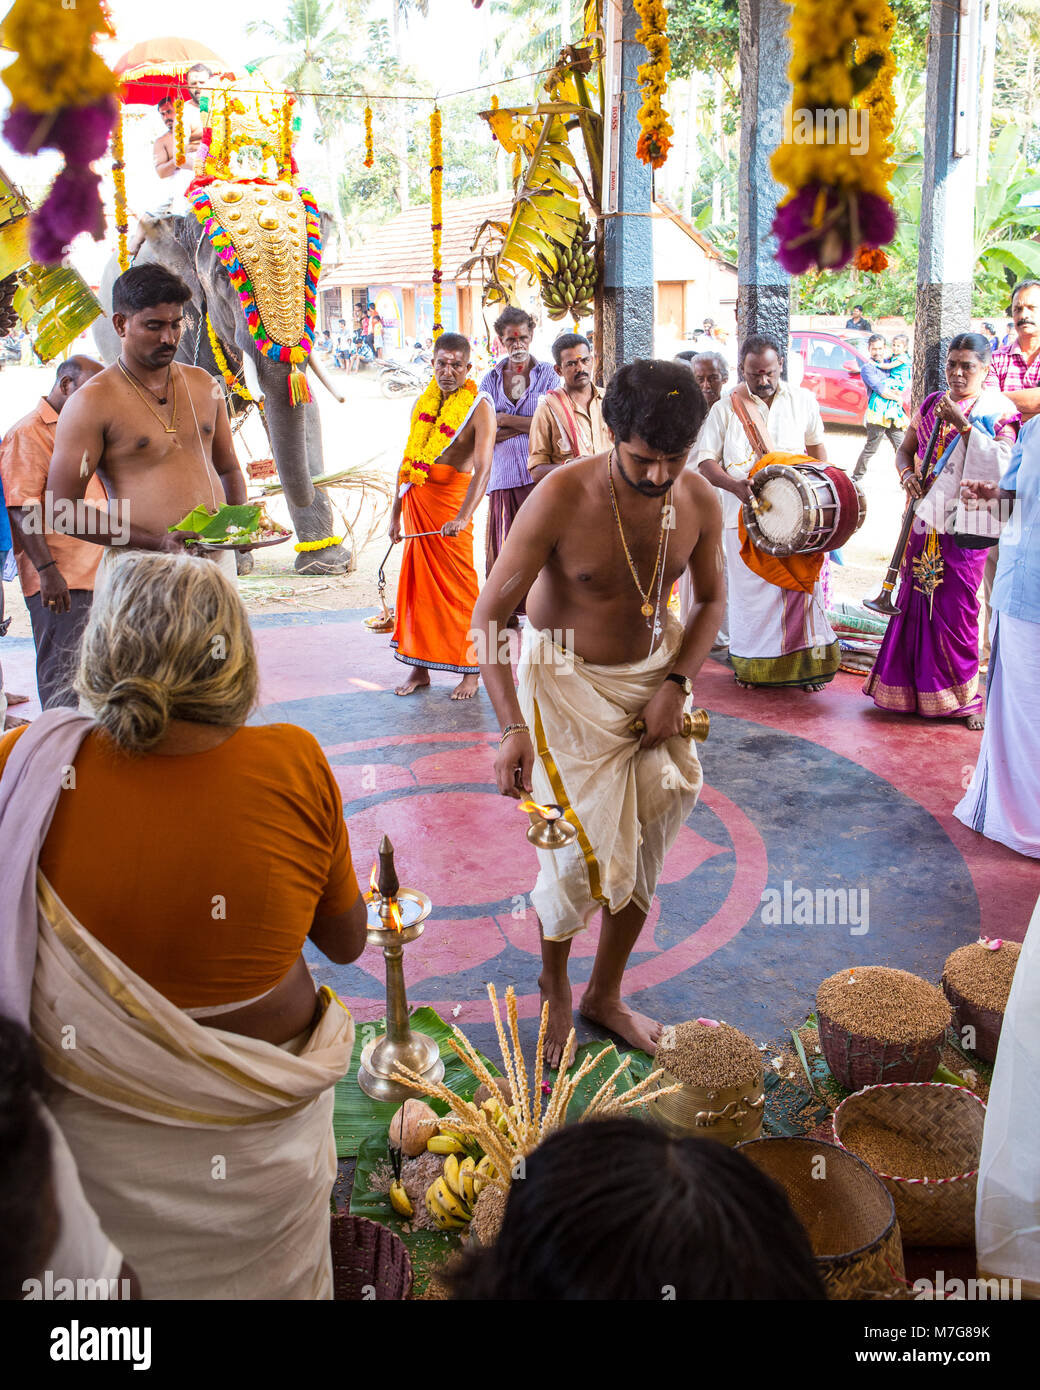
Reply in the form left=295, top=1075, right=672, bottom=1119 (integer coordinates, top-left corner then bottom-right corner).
left=206, top=181, right=309, bottom=349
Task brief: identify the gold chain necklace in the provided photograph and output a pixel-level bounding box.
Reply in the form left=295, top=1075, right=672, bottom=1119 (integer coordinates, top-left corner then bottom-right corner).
left=607, top=451, right=668, bottom=624
left=118, top=359, right=178, bottom=434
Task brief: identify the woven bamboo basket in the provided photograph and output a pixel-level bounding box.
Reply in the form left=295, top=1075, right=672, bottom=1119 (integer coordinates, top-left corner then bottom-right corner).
left=330, top=1214, right=413, bottom=1300
left=738, top=1138, right=905, bottom=1300
left=832, top=1083, right=985, bottom=1248
left=941, top=978, right=1003, bottom=1063
left=817, top=1007, right=946, bottom=1091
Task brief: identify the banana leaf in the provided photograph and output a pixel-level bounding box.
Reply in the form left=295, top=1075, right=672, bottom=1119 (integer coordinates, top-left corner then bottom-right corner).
left=169, top=502, right=260, bottom=538
left=13, top=264, right=103, bottom=364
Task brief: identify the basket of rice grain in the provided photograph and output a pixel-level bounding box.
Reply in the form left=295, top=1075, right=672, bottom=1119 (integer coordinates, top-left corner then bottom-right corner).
left=651, top=1019, right=764, bottom=1146
left=330, top=1213, right=413, bottom=1300
left=832, top=1082, right=985, bottom=1247
left=942, top=939, right=1020, bottom=1063
left=738, top=1138, right=905, bottom=1299
left=816, top=967, right=951, bottom=1092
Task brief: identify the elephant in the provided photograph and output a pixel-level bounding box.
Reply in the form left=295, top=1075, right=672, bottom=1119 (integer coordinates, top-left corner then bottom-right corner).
left=93, top=212, right=352, bottom=576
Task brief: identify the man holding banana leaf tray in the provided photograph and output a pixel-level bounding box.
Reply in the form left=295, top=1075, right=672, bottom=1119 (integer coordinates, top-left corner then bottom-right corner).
left=863, top=333, right=1016, bottom=729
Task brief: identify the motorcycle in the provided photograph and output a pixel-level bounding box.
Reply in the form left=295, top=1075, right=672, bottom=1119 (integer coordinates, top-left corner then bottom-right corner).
left=378, top=359, right=425, bottom=399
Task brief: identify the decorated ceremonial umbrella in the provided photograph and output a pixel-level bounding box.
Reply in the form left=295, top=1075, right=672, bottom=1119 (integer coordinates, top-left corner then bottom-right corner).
left=112, top=35, right=228, bottom=106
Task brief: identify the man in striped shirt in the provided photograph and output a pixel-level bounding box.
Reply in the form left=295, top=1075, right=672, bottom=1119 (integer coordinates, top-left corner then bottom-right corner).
left=479, top=307, right=559, bottom=626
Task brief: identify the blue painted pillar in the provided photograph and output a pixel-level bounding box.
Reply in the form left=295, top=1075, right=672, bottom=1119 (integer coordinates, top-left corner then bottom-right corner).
left=601, top=0, right=654, bottom=376
left=738, top=0, right=791, bottom=364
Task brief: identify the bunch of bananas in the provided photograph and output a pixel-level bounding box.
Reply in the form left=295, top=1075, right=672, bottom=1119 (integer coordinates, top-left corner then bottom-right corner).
left=540, top=218, right=596, bottom=322
left=425, top=1154, right=498, bottom=1231
left=0, top=275, right=19, bottom=337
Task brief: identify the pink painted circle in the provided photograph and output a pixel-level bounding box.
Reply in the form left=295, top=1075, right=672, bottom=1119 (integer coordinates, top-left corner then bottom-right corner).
left=324, top=732, right=769, bottom=1022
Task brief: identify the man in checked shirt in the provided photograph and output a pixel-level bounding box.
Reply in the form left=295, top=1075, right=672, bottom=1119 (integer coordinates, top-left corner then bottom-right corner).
left=980, top=279, right=1040, bottom=665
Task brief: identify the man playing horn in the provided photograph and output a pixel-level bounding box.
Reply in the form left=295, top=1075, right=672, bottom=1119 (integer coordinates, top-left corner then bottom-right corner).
left=390, top=333, right=495, bottom=700
left=472, top=359, right=724, bottom=1065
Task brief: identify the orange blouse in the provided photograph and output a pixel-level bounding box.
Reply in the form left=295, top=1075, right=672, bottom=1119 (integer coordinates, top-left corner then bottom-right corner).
left=0, top=722, right=360, bottom=1008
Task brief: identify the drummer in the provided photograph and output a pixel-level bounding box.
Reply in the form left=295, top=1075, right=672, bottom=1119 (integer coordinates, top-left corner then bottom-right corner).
left=695, top=335, right=841, bottom=691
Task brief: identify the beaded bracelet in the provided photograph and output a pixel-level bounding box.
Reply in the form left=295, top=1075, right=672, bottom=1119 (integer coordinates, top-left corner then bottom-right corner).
left=500, top=722, right=529, bottom=745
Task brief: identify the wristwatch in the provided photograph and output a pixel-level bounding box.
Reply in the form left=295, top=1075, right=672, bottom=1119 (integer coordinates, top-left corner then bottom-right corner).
left=665, top=672, right=692, bottom=695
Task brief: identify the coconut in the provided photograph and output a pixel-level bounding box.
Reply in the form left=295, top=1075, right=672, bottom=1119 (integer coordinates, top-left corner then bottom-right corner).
left=389, top=1098, right=440, bottom=1156
left=473, top=1077, right=513, bottom=1108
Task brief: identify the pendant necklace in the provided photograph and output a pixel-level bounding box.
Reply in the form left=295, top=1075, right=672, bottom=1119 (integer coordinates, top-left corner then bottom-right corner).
left=118, top=359, right=178, bottom=434
left=607, top=450, right=669, bottom=627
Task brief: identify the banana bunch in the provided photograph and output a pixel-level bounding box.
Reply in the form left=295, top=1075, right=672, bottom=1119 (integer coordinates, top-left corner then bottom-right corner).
left=479, top=1094, right=520, bottom=1138
left=425, top=1154, right=498, bottom=1231
left=540, top=217, right=596, bottom=323
left=0, top=275, right=19, bottom=337
left=426, top=1122, right=471, bottom=1155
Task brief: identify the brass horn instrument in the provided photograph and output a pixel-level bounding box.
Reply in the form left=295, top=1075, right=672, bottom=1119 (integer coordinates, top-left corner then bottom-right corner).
left=863, top=413, right=944, bottom=617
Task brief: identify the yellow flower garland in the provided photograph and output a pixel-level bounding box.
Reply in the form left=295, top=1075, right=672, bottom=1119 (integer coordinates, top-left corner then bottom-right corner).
left=295, top=536, right=345, bottom=552
left=430, top=108, right=444, bottom=333
left=280, top=94, right=294, bottom=181
left=206, top=313, right=253, bottom=402
left=174, top=96, right=186, bottom=168
left=364, top=104, right=374, bottom=169
left=771, top=0, right=896, bottom=203
left=634, top=0, right=672, bottom=169
left=112, top=104, right=129, bottom=273
left=399, top=377, right=478, bottom=487
left=1, top=0, right=115, bottom=112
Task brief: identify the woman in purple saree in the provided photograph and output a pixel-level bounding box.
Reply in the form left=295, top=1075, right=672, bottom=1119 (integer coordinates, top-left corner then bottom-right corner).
left=864, top=334, right=1016, bottom=729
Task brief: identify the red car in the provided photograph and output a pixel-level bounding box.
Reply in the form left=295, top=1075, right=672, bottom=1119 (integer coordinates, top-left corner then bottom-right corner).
left=789, top=330, right=911, bottom=428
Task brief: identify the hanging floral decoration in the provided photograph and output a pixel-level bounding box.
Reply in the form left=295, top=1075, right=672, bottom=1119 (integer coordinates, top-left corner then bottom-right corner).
left=279, top=94, right=294, bottom=181
left=770, top=0, right=898, bottom=274
left=363, top=104, right=375, bottom=169
left=633, top=0, right=672, bottom=169
left=490, top=93, right=499, bottom=141
left=111, top=105, right=129, bottom=273
left=205, top=313, right=253, bottom=402
left=1, top=0, right=118, bottom=264
left=430, top=107, right=444, bottom=333
left=174, top=96, right=186, bottom=167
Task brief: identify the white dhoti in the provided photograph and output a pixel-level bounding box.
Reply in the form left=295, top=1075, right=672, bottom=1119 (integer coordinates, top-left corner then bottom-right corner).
left=723, top=529, right=839, bottom=686
left=517, top=616, right=703, bottom=942
left=954, top=612, right=1040, bottom=858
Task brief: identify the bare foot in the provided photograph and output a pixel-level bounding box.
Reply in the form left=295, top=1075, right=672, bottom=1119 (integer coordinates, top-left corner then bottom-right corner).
left=450, top=673, right=479, bottom=700
left=802, top=682, right=827, bottom=693
left=4, top=713, right=30, bottom=730
left=5, top=692, right=29, bottom=706
left=394, top=669, right=430, bottom=697
left=538, top=975, right=576, bottom=1070
left=966, top=713, right=985, bottom=731
left=734, top=677, right=756, bottom=690
left=579, top=992, right=662, bottom=1056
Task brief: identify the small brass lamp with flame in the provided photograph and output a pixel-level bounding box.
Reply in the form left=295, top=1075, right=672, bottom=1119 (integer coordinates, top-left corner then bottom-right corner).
left=357, top=835, right=445, bottom=1102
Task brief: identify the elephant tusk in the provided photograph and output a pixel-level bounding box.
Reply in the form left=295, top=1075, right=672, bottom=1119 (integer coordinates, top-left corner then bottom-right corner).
left=305, top=352, right=346, bottom=404
left=240, top=353, right=265, bottom=404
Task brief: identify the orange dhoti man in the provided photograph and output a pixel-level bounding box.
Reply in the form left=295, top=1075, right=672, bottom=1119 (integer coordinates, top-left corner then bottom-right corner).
left=392, top=465, right=480, bottom=674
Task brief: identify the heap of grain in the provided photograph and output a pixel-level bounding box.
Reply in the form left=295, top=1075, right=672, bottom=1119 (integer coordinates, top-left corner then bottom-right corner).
left=469, top=1183, right=508, bottom=1247
left=942, top=940, right=1020, bottom=1062
left=651, top=1020, right=764, bottom=1145
left=816, top=967, right=952, bottom=1090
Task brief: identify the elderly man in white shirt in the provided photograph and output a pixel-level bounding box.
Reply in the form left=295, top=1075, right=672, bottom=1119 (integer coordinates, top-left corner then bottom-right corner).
left=695, top=334, right=840, bottom=691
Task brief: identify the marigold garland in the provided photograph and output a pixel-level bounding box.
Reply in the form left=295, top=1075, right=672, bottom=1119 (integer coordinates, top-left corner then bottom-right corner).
left=174, top=96, right=186, bottom=167
left=295, top=536, right=344, bottom=553
left=430, top=108, right=444, bottom=334
left=206, top=313, right=252, bottom=402
left=112, top=104, right=129, bottom=273
left=363, top=104, right=374, bottom=169
left=399, top=377, right=478, bottom=487
left=770, top=0, right=898, bottom=274
left=634, top=0, right=672, bottom=169
left=0, top=0, right=117, bottom=263
left=279, top=94, right=294, bottom=181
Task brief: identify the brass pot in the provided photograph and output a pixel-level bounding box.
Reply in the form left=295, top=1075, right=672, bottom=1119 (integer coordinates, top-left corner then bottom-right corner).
left=651, top=1069, right=765, bottom=1146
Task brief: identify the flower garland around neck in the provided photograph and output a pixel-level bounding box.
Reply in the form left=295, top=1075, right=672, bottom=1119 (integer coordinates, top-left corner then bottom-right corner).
left=399, top=376, right=478, bottom=487
left=770, top=0, right=897, bottom=275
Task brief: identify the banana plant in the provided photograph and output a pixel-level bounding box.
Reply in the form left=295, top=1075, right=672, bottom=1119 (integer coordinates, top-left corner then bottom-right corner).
left=14, top=264, right=102, bottom=363
left=461, top=0, right=604, bottom=310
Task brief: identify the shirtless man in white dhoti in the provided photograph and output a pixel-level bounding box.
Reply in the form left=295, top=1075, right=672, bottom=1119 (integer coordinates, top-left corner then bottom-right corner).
left=472, top=360, right=725, bottom=1064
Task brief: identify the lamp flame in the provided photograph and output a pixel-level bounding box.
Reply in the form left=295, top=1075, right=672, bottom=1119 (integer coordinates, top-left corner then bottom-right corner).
left=386, top=898, right=404, bottom=932
left=370, top=861, right=380, bottom=895
left=519, top=799, right=561, bottom=821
